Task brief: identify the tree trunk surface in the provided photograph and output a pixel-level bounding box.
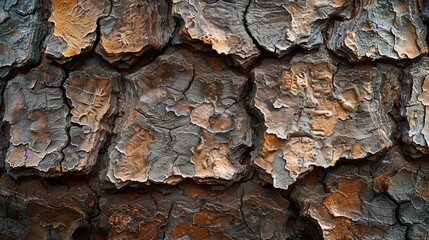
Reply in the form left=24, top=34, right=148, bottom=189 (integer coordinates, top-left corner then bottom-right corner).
left=1, top=0, right=429, bottom=239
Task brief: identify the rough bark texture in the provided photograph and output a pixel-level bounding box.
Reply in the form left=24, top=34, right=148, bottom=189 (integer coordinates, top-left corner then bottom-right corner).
left=106, top=47, right=252, bottom=188
left=291, top=147, right=429, bottom=239
left=4, top=59, right=69, bottom=176
left=172, top=0, right=260, bottom=68
left=327, top=0, right=428, bottom=62
left=62, top=59, right=121, bottom=173
left=96, top=0, right=174, bottom=66
left=402, top=57, right=429, bottom=156
left=0, top=0, right=48, bottom=77
left=45, top=0, right=111, bottom=60
left=245, top=0, right=353, bottom=57
left=251, top=48, right=400, bottom=189
left=1, top=0, right=429, bottom=239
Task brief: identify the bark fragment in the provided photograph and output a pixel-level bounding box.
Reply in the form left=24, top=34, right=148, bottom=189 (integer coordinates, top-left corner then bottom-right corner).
left=172, top=0, right=260, bottom=68
left=251, top=48, right=400, bottom=189
left=96, top=0, right=175, bottom=66
left=327, top=0, right=428, bottom=62
left=3, top=60, right=69, bottom=176
left=107, top=47, right=252, bottom=187
left=245, top=0, right=352, bottom=57
left=373, top=149, right=429, bottom=239
left=291, top=147, right=429, bottom=239
left=402, top=57, right=429, bottom=155
left=3, top=58, right=120, bottom=176
left=291, top=150, right=402, bottom=239
left=62, top=61, right=121, bottom=173
left=0, top=0, right=46, bottom=77
left=45, top=0, right=111, bottom=60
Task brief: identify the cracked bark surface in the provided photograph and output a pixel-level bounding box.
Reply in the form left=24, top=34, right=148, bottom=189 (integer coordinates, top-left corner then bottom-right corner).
left=1, top=0, right=429, bottom=239
left=172, top=0, right=260, bottom=68
left=245, top=0, right=353, bottom=57
left=96, top=0, right=175, bottom=67
left=327, top=0, right=428, bottom=62
left=106, top=47, right=252, bottom=187
left=45, top=0, right=111, bottom=61
left=62, top=59, right=121, bottom=173
left=3, top=59, right=69, bottom=176
left=98, top=179, right=296, bottom=239
left=251, top=48, right=400, bottom=189
left=291, top=147, right=429, bottom=239
left=0, top=0, right=48, bottom=78
left=402, top=57, right=429, bottom=156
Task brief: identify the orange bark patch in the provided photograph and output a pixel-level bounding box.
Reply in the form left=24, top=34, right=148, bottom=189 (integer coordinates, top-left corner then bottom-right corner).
left=324, top=179, right=366, bottom=221
left=170, top=222, right=210, bottom=239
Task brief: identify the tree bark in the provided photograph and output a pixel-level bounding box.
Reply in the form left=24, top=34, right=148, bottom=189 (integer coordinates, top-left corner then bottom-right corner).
left=1, top=0, right=429, bottom=239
